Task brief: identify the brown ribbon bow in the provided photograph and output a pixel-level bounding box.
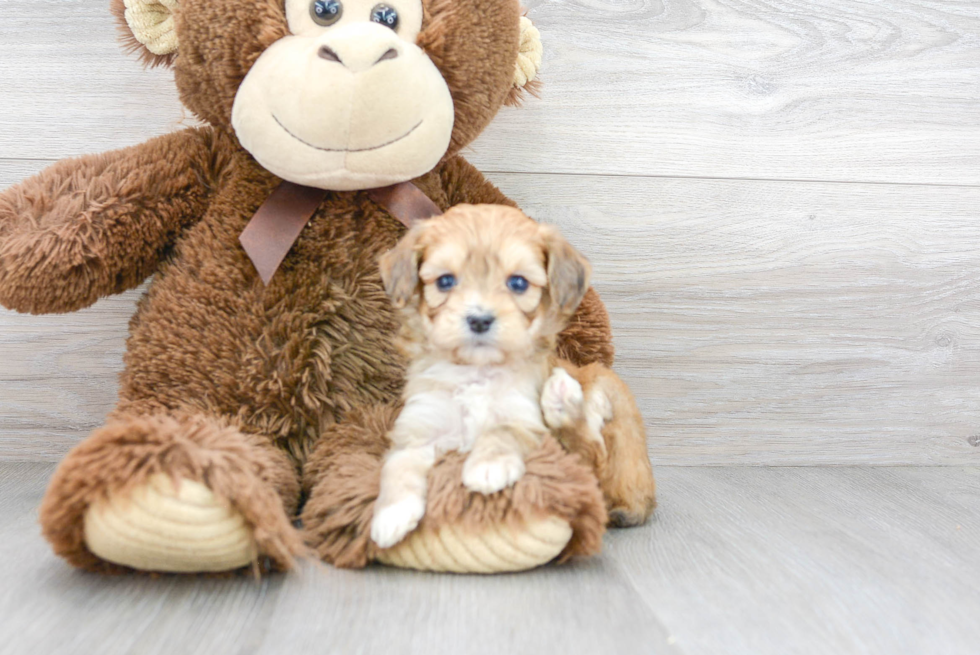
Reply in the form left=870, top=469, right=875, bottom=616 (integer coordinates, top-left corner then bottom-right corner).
left=239, top=180, right=442, bottom=284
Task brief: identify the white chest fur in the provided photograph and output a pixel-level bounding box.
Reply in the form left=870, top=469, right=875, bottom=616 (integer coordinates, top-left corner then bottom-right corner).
left=393, top=362, right=545, bottom=454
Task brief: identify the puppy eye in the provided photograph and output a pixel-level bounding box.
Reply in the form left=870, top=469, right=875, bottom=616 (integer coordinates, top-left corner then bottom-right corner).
left=435, top=274, right=457, bottom=292
left=311, top=0, right=343, bottom=26
left=506, top=275, right=529, bottom=294
left=370, top=3, right=399, bottom=30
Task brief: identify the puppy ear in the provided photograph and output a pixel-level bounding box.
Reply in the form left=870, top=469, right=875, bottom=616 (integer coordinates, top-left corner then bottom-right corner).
left=541, top=224, right=591, bottom=318
left=379, top=226, right=426, bottom=308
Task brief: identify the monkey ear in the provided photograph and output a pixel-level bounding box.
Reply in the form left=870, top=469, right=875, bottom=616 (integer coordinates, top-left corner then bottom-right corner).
left=505, top=16, right=543, bottom=106
left=541, top=224, right=591, bottom=319
left=379, top=226, right=427, bottom=309
left=111, top=0, right=179, bottom=67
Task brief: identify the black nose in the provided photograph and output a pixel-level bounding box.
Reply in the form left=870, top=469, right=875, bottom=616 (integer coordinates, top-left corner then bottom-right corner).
left=467, top=314, right=495, bottom=334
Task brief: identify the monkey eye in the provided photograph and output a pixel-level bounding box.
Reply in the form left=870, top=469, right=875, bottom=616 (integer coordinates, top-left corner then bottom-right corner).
left=311, top=0, right=342, bottom=26
left=435, top=274, right=457, bottom=292
left=370, top=3, right=399, bottom=30
left=506, top=275, right=529, bottom=294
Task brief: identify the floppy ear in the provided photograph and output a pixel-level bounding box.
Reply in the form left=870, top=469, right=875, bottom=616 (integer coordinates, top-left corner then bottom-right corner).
left=541, top=224, right=591, bottom=318
left=111, top=0, right=179, bottom=67
left=379, top=226, right=426, bottom=309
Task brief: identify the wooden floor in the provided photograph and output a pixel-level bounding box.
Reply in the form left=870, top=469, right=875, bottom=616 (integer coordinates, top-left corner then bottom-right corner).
left=1, top=462, right=977, bottom=655
left=1, top=0, right=979, bottom=653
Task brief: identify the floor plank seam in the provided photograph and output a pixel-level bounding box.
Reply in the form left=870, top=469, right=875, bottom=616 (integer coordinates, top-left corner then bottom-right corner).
left=477, top=169, right=980, bottom=190
left=6, top=160, right=980, bottom=191
left=601, top=543, right=689, bottom=654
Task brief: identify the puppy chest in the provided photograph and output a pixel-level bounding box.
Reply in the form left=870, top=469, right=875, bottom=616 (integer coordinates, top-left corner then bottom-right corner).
left=403, top=369, right=544, bottom=452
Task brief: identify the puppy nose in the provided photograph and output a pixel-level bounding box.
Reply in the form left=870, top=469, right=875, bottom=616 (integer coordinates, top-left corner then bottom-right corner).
left=467, top=314, right=495, bottom=334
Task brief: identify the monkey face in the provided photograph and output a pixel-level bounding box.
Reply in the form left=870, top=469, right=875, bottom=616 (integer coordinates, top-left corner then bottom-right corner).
left=231, top=0, right=455, bottom=190
left=115, top=0, right=528, bottom=192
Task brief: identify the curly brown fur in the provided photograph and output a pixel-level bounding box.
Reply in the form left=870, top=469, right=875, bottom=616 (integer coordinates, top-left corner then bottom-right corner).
left=39, top=409, right=305, bottom=573
left=301, top=408, right=606, bottom=568
left=556, top=288, right=615, bottom=368
left=504, top=77, right=542, bottom=108
left=548, top=361, right=657, bottom=526
left=366, top=205, right=594, bottom=549
left=3, top=0, right=620, bottom=573
left=0, top=128, right=229, bottom=314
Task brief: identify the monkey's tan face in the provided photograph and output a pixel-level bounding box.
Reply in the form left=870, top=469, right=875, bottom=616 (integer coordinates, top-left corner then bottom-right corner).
left=380, top=205, right=593, bottom=368
left=231, top=0, right=454, bottom=190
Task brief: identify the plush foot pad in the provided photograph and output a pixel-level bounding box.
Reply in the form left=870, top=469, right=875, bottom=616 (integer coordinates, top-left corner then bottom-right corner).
left=376, top=516, right=573, bottom=573
left=83, top=474, right=256, bottom=572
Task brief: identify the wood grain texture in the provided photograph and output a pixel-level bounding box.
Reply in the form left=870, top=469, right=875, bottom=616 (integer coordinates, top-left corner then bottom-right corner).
left=2, top=463, right=978, bottom=655
left=0, top=160, right=51, bottom=189
left=606, top=466, right=980, bottom=655
left=0, top=0, right=978, bottom=184
left=494, top=174, right=980, bottom=465
left=0, top=0, right=186, bottom=160
left=478, top=0, right=980, bottom=184
left=0, top=290, right=134, bottom=460
left=0, top=462, right=679, bottom=655
left=2, top=0, right=979, bottom=465
left=2, top=173, right=978, bottom=464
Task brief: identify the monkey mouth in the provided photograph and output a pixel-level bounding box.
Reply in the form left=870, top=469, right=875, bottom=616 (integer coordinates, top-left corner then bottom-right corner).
left=272, top=115, right=423, bottom=153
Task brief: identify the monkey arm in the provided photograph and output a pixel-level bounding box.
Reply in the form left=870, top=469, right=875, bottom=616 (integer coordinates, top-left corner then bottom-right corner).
left=0, top=127, right=228, bottom=314
left=438, top=155, right=615, bottom=367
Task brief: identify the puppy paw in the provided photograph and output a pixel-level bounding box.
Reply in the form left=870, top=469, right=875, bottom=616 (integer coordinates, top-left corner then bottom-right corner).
left=541, top=367, right=584, bottom=429
left=371, top=495, right=426, bottom=549
left=462, top=453, right=526, bottom=495
left=583, top=386, right=614, bottom=448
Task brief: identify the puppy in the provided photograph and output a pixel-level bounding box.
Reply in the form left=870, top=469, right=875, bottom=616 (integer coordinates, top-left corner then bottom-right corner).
left=371, top=204, right=655, bottom=548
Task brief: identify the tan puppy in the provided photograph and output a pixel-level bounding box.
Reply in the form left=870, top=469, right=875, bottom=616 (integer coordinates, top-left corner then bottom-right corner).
left=371, top=204, right=655, bottom=548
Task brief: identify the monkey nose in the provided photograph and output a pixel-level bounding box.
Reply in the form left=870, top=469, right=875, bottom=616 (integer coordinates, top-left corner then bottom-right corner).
left=318, top=45, right=398, bottom=66
left=318, top=45, right=342, bottom=64
left=467, top=314, right=495, bottom=334
left=375, top=48, right=399, bottom=64
left=317, top=44, right=400, bottom=71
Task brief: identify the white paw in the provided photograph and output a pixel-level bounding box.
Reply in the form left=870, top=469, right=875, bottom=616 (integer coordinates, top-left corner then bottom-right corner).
left=541, top=367, right=584, bottom=429
left=371, top=495, right=426, bottom=549
left=462, top=453, right=526, bottom=495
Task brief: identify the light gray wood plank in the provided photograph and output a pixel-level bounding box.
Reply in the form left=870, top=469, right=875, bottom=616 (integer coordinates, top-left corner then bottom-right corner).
left=0, top=160, right=52, bottom=188
left=606, top=466, right=980, bottom=655
left=0, top=290, right=138, bottom=460
left=494, top=173, right=980, bottom=465
left=474, top=0, right=980, bottom=184
left=3, top=464, right=978, bottom=655
left=4, top=174, right=977, bottom=465
left=0, top=0, right=189, bottom=160
left=1, top=1, right=978, bottom=184
left=0, top=462, right=678, bottom=655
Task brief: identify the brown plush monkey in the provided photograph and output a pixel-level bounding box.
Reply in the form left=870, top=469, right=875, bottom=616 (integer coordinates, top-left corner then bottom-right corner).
left=0, top=0, right=655, bottom=574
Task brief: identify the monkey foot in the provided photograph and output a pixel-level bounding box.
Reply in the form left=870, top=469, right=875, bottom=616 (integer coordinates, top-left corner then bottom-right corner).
left=376, top=515, right=573, bottom=573
left=83, top=474, right=256, bottom=573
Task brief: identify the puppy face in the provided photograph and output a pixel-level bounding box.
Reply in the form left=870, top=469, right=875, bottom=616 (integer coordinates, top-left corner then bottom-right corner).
left=380, top=205, right=591, bottom=366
